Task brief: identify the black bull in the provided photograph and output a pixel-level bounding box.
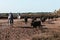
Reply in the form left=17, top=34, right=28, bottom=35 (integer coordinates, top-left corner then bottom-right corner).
left=31, top=20, right=41, bottom=28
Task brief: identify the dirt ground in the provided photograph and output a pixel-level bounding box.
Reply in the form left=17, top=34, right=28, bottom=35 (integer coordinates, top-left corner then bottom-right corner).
left=0, top=18, right=60, bottom=40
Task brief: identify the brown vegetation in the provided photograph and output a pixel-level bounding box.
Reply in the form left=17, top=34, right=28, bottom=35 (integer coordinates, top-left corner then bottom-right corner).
left=0, top=18, right=60, bottom=40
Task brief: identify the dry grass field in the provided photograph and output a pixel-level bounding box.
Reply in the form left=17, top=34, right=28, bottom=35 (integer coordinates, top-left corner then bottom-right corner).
left=0, top=18, right=60, bottom=40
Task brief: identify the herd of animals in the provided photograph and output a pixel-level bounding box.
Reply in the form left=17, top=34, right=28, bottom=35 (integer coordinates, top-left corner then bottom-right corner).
left=8, top=13, right=58, bottom=28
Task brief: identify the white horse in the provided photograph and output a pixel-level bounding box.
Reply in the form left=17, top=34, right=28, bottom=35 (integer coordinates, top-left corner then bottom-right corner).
left=8, top=13, right=11, bottom=25
left=17, top=14, right=21, bottom=19
left=18, top=15, right=21, bottom=19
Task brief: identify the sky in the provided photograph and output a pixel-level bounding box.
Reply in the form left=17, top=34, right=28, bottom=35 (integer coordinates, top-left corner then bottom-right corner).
left=0, top=0, right=60, bottom=13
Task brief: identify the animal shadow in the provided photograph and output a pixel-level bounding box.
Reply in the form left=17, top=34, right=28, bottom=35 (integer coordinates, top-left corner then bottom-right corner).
left=48, top=22, right=55, bottom=24
left=19, top=26, right=33, bottom=29
left=39, top=26, right=49, bottom=33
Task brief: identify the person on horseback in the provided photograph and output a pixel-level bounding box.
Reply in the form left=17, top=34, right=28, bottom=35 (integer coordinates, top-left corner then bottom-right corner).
left=8, top=13, right=14, bottom=26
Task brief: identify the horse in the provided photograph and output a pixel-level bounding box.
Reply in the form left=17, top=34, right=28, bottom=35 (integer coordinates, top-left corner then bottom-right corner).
left=17, top=13, right=21, bottom=19
left=31, top=18, right=42, bottom=28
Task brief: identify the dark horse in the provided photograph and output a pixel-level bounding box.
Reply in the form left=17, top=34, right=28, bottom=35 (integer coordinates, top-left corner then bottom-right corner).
left=31, top=17, right=42, bottom=28
left=24, top=16, right=28, bottom=24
